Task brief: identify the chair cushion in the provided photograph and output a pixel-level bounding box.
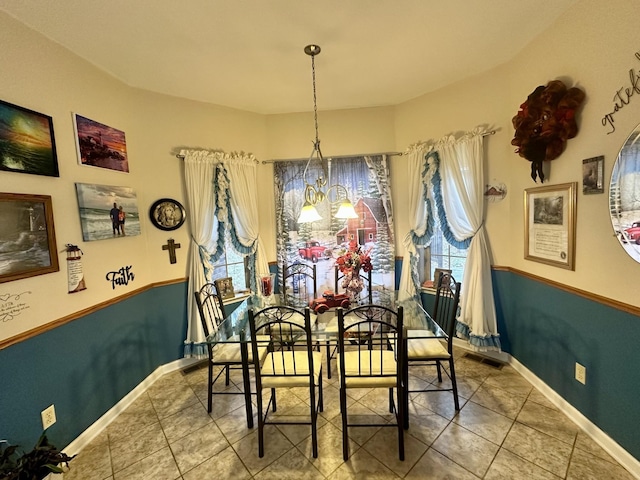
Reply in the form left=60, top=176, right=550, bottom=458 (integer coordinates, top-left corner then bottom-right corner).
left=338, top=350, right=397, bottom=388
left=406, top=337, right=450, bottom=360
left=212, top=335, right=269, bottom=363
left=261, top=351, right=323, bottom=388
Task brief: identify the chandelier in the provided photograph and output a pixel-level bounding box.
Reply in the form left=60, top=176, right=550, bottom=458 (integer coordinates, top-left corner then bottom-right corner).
left=297, top=44, right=358, bottom=224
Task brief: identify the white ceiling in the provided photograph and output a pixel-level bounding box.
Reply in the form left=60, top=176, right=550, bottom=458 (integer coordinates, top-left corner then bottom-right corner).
left=0, top=0, right=577, bottom=115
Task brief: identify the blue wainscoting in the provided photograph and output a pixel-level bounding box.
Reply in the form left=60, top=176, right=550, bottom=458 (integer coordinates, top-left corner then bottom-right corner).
left=0, top=281, right=188, bottom=450
left=492, top=269, right=640, bottom=462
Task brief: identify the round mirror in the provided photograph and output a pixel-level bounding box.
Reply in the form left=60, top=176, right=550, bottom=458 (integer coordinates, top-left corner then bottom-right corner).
left=610, top=122, right=640, bottom=262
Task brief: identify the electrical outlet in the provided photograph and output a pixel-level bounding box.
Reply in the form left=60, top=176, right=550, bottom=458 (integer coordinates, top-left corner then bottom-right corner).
left=41, top=404, right=56, bottom=430
left=575, top=362, right=586, bottom=385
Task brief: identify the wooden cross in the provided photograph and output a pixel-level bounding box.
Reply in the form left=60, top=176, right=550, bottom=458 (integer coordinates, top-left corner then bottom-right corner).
left=162, top=238, right=181, bottom=264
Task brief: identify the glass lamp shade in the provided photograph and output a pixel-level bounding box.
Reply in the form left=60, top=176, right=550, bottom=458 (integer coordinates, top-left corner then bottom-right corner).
left=297, top=202, right=323, bottom=223
left=334, top=200, right=358, bottom=219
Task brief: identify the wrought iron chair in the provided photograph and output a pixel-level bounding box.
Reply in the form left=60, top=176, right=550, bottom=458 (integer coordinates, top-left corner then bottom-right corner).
left=404, top=272, right=462, bottom=423
left=194, top=283, right=268, bottom=418
left=337, top=304, right=405, bottom=461
left=248, top=306, right=323, bottom=458
left=282, top=261, right=318, bottom=308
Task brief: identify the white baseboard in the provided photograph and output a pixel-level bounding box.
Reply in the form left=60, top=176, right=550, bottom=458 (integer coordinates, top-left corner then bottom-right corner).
left=509, top=357, right=640, bottom=479
left=62, top=357, right=200, bottom=456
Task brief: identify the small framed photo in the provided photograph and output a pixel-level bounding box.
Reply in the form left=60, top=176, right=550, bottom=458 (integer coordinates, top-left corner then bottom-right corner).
left=0, top=193, right=59, bottom=283
left=524, top=182, right=577, bottom=270
left=0, top=99, right=59, bottom=177
left=433, top=268, right=452, bottom=289
left=582, top=155, right=604, bottom=194
left=149, top=198, right=186, bottom=231
left=73, top=113, right=129, bottom=173
left=215, top=277, right=235, bottom=300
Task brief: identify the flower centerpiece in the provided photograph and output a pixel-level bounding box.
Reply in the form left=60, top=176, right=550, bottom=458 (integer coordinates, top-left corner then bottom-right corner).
left=335, top=240, right=372, bottom=301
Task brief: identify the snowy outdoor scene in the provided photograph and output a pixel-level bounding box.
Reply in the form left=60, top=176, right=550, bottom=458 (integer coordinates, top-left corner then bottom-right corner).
left=274, top=155, right=395, bottom=302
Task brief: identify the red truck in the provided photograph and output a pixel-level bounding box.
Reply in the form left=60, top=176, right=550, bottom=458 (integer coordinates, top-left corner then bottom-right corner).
left=310, top=291, right=351, bottom=314
left=298, top=240, right=330, bottom=263
left=623, top=221, right=640, bottom=244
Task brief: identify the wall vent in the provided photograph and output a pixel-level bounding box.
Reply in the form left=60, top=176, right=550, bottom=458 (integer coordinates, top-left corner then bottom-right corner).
left=463, top=352, right=504, bottom=369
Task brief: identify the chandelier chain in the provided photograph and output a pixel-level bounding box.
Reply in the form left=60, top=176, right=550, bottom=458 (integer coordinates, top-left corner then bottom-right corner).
left=311, top=53, right=319, bottom=146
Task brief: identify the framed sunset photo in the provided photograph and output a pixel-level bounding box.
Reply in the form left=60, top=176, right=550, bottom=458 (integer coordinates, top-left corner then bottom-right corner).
left=0, top=99, right=59, bottom=177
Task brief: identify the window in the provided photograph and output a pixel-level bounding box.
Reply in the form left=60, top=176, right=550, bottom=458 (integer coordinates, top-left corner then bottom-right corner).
left=210, top=237, right=248, bottom=290
left=421, top=220, right=467, bottom=286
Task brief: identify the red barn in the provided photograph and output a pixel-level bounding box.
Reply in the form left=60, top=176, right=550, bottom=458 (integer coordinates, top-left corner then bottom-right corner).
left=336, top=197, right=390, bottom=246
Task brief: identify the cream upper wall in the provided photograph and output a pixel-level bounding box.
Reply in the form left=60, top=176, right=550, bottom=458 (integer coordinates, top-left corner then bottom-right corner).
left=2, top=0, right=640, bottom=344
left=0, top=12, right=265, bottom=342
left=394, top=0, right=640, bottom=308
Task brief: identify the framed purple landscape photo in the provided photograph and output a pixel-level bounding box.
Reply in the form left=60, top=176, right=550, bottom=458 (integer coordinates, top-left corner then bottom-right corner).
left=73, top=113, right=129, bottom=173
left=0, top=99, right=59, bottom=177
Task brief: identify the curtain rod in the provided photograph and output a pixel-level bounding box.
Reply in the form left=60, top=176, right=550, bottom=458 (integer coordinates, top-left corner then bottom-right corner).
left=175, top=153, right=259, bottom=164
left=175, top=130, right=496, bottom=163
left=261, top=151, right=402, bottom=165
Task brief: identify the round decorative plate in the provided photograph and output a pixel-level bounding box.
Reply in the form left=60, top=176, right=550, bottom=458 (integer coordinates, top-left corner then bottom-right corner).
left=149, top=198, right=186, bottom=231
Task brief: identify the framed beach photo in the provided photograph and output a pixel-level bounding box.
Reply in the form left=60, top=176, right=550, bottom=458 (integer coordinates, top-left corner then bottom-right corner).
left=73, top=113, right=129, bottom=173
left=0, top=193, right=59, bottom=284
left=0, top=99, right=59, bottom=177
left=524, top=182, right=577, bottom=270
left=75, top=183, right=141, bottom=241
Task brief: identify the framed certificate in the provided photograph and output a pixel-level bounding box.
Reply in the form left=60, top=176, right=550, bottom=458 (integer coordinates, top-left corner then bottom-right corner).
left=524, top=182, right=576, bottom=270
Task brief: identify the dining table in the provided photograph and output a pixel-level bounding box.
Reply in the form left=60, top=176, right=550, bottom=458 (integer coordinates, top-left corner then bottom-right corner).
left=203, top=290, right=447, bottom=429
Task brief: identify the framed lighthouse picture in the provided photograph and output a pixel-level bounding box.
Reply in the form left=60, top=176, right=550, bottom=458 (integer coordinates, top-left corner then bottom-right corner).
left=0, top=192, right=59, bottom=284
left=73, top=113, right=129, bottom=173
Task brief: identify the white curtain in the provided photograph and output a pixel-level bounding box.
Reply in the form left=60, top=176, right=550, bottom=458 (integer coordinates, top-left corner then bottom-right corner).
left=398, top=144, right=432, bottom=299
left=181, top=149, right=266, bottom=357
left=435, top=128, right=500, bottom=351
left=225, top=155, right=270, bottom=288
left=182, top=150, right=225, bottom=356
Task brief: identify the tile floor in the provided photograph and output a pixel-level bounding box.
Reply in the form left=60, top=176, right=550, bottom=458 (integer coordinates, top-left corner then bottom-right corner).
left=62, top=348, right=637, bottom=479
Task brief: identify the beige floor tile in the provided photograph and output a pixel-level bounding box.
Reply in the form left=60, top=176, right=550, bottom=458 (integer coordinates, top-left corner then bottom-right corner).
left=109, top=421, right=168, bottom=473
left=231, top=425, right=294, bottom=476
left=527, top=388, right=557, bottom=410
left=410, top=389, right=466, bottom=420
left=160, top=400, right=213, bottom=443
left=214, top=405, right=257, bottom=444
left=62, top=362, right=637, bottom=480
left=502, top=422, right=572, bottom=478
left=405, top=411, right=450, bottom=446
left=567, top=448, right=636, bottom=480
left=469, top=384, right=527, bottom=419
left=112, top=446, right=180, bottom=480
left=405, top=448, right=480, bottom=479
left=63, top=439, right=111, bottom=480
left=432, top=422, right=499, bottom=477
left=182, top=444, right=252, bottom=480
left=483, top=370, right=533, bottom=396
left=453, top=400, right=513, bottom=445
left=574, top=430, right=617, bottom=464
left=326, top=447, right=399, bottom=479
left=362, top=426, right=428, bottom=477
left=169, top=421, right=230, bottom=474
left=148, top=383, right=201, bottom=419
left=254, top=446, right=325, bottom=480
left=516, top=400, right=578, bottom=445
left=298, top=422, right=358, bottom=477
left=484, top=448, right=561, bottom=479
